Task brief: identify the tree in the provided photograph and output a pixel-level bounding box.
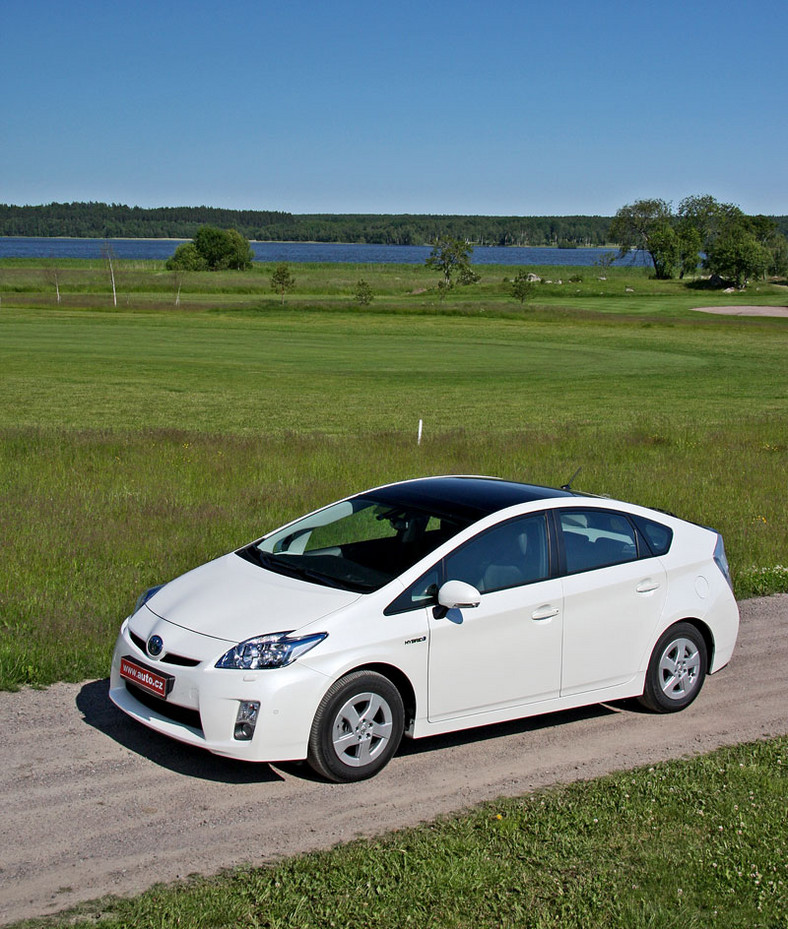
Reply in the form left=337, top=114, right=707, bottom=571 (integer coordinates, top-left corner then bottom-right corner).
left=608, top=199, right=678, bottom=279
left=270, top=263, right=296, bottom=304
left=43, top=257, right=62, bottom=304
left=354, top=279, right=373, bottom=305
left=644, top=221, right=680, bottom=279
left=425, top=237, right=480, bottom=294
left=767, top=233, right=788, bottom=277
left=704, top=225, right=771, bottom=288
left=223, top=228, right=255, bottom=270
left=676, top=194, right=740, bottom=249
left=745, top=215, right=788, bottom=276
left=677, top=225, right=702, bottom=279
left=608, top=194, right=788, bottom=283
left=166, top=241, right=208, bottom=271
left=166, top=226, right=253, bottom=271
left=510, top=269, right=536, bottom=304
left=101, top=241, right=118, bottom=306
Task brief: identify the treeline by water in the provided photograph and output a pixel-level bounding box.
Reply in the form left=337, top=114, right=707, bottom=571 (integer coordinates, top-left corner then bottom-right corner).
left=0, top=202, right=615, bottom=247
left=0, top=203, right=290, bottom=241
left=4, top=201, right=785, bottom=249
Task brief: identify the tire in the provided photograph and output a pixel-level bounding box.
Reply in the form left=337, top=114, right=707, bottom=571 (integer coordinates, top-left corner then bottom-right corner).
left=307, top=671, right=405, bottom=782
left=638, top=622, right=708, bottom=713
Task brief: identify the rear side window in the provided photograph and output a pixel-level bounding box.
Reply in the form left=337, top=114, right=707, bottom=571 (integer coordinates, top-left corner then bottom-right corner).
left=559, top=509, right=638, bottom=573
left=631, top=515, right=673, bottom=556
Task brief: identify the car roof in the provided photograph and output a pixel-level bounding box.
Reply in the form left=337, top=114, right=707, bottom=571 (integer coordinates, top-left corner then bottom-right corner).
left=364, top=476, right=574, bottom=522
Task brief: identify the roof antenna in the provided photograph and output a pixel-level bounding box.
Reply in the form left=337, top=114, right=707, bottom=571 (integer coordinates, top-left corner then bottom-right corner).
left=561, top=466, right=582, bottom=491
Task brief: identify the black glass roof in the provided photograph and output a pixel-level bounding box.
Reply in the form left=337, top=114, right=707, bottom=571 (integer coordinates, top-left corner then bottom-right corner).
left=364, top=476, right=572, bottom=522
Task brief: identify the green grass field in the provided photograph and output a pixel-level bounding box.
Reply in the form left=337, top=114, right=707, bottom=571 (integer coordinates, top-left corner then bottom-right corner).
left=2, top=257, right=786, bottom=315
left=1, top=264, right=787, bottom=690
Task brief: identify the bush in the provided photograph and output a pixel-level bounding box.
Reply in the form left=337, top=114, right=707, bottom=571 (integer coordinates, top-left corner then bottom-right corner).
left=166, top=226, right=253, bottom=271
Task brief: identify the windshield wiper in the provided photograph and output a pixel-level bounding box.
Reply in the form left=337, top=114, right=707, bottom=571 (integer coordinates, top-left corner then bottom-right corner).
left=245, top=549, right=354, bottom=590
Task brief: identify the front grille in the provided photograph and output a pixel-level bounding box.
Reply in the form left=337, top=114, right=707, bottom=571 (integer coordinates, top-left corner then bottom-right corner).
left=129, top=630, right=201, bottom=666
left=125, top=682, right=203, bottom=733
left=162, top=652, right=201, bottom=667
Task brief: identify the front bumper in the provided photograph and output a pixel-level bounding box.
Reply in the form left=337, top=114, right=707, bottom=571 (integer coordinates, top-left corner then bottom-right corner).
left=109, top=622, right=329, bottom=763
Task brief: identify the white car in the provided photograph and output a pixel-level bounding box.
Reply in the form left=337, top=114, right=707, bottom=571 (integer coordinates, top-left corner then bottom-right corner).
left=109, top=476, right=739, bottom=781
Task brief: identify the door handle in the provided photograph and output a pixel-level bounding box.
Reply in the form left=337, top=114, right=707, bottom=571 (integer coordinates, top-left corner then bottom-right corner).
left=532, top=606, right=560, bottom=621
left=636, top=580, right=660, bottom=593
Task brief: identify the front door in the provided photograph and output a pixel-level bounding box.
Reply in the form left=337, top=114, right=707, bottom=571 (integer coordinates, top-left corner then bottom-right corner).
left=427, top=513, right=563, bottom=722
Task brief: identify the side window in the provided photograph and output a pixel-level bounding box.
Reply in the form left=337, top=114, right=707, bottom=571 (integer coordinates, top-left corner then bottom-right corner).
left=384, top=513, right=550, bottom=614
left=444, top=513, right=549, bottom=594
left=559, top=509, right=638, bottom=573
left=631, top=515, right=673, bottom=556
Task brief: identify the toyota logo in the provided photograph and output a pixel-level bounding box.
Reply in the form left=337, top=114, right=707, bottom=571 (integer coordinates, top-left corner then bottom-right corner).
left=147, top=635, right=164, bottom=658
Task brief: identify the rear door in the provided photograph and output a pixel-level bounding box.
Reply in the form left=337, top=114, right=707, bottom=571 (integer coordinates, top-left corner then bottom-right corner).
left=556, top=508, right=667, bottom=696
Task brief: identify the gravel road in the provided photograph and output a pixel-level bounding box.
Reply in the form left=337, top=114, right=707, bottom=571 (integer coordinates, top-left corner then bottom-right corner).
left=1, top=595, right=787, bottom=925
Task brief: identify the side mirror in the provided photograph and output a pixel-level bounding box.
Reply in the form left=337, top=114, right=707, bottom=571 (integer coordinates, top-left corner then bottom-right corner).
left=437, top=580, right=481, bottom=611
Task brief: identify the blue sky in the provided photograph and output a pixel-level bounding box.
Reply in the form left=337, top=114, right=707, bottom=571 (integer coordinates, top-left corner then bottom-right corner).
left=2, top=0, right=786, bottom=215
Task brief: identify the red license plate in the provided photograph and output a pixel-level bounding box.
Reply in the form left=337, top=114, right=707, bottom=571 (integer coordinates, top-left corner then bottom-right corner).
left=120, top=656, right=174, bottom=699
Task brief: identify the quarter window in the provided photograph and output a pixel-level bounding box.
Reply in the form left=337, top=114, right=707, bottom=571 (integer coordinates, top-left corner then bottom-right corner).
left=631, top=515, right=673, bottom=556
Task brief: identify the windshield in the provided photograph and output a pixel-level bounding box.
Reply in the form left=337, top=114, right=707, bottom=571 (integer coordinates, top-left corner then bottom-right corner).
left=237, top=495, right=471, bottom=592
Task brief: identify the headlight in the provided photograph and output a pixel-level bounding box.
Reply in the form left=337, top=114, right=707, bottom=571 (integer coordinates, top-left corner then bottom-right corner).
left=134, top=584, right=166, bottom=614
left=215, top=632, right=327, bottom=670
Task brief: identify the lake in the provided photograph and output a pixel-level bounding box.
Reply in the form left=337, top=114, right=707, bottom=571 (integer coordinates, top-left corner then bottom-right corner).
left=0, top=237, right=648, bottom=267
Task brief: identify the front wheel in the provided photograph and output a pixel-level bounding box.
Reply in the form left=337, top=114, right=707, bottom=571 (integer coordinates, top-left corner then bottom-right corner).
left=638, top=622, right=708, bottom=713
left=307, top=671, right=405, bottom=782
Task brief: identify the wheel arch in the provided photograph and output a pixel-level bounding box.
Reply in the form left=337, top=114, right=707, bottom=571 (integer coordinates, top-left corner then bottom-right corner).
left=675, top=617, right=715, bottom=672
left=338, top=662, right=418, bottom=734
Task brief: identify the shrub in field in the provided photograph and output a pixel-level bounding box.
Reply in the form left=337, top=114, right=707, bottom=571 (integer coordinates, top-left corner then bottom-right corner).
left=166, top=226, right=253, bottom=271
left=510, top=269, right=536, bottom=303
left=354, top=279, right=374, bottom=305
left=270, top=262, right=296, bottom=304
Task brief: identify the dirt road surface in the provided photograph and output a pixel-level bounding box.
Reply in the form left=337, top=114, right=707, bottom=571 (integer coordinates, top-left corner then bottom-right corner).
left=2, top=595, right=787, bottom=925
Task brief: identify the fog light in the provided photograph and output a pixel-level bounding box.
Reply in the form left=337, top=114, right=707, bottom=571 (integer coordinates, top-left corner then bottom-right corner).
left=234, top=700, right=260, bottom=741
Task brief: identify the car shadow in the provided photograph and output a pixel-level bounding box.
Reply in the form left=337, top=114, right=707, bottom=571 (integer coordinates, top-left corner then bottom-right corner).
left=279, top=700, right=641, bottom=781
left=76, top=679, right=284, bottom=783
left=78, top=680, right=643, bottom=784
left=397, top=699, right=637, bottom=758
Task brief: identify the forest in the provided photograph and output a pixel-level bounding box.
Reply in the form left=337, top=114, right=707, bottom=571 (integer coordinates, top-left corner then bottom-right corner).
left=3, top=201, right=786, bottom=249
left=0, top=202, right=618, bottom=246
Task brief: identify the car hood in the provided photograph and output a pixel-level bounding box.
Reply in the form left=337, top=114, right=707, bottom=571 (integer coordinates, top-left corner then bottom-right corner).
left=143, top=552, right=362, bottom=643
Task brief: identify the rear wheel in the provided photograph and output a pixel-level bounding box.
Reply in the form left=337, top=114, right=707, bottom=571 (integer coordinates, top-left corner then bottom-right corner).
left=307, top=671, right=404, bottom=782
left=639, top=622, right=707, bottom=713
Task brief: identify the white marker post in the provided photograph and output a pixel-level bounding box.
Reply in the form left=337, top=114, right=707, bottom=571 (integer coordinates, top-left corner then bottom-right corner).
left=417, top=419, right=423, bottom=445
